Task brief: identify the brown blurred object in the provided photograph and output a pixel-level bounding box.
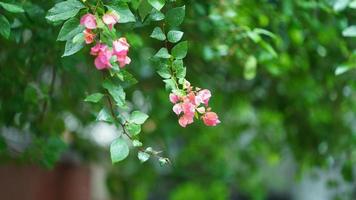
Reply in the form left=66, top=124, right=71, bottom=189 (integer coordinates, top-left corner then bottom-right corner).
left=0, top=164, right=91, bottom=200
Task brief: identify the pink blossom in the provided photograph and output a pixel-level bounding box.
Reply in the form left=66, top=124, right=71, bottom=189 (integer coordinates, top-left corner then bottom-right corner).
left=181, top=101, right=195, bottom=117
left=90, top=43, right=106, bottom=56
left=197, top=89, right=212, bottom=106
left=103, top=12, right=120, bottom=30
left=173, top=104, right=182, bottom=115
left=80, top=14, right=97, bottom=29
left=94, top=48, right=113, bottom=70
left=202, top=112, right=220, bottom=126
left=178, top=114, right=194, bottom=127
left=169, top=93, right=180, bottom=104
left=113, top=38, right=130, bottom=56
left=83, top=29, right=95, bottom=44
left=116, top=54, right=131, bottom=68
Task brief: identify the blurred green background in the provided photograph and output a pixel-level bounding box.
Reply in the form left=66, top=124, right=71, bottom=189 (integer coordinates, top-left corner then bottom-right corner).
left=0, top=0, right=355, bottom=199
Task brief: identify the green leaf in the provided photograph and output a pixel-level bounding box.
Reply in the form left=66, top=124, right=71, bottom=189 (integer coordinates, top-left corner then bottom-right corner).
left=342, top=26, right=356, bottom=37
left=166, top=6, right=185, bottom=27
left=244, top=56, right=257, bottom=80
left=96, top=108, right=113, bottom=122
left=172, top=59, right=186, bottom=78
left=46, top=0, right=85, bottom=22
left=154, top=48, right=171, bottom=59
left=138, top=151, right=150, bottom=163
left=138, top=0, right=152, bottom=20
left=148, top=0, right=165, bottom=11
left=150, top=10, right=165, bottom=21
left=130, top=111, right=149, bottom=124
left=84, top=93, right=104, bottom=103
left=110, top=138, right=129, bottom=163
left=102, top=80, right=126, bottom=107
left=126, top=123, right=141, bottom=136
left=157, top=64, right=171, bottom=79
left=72, top=32, right=84, bottom=43
left=335, top=65, right=354, bottom=75
left=0, top=14, right=10, bottom=39
left=171, top=41, right=188, bottom=59
left=0, top=2, right=24, bottom=13
left=62, top=39, right=84, bottom=57
left=57, top=18, right=84, bottom=41
left=132, top=140, right=143, bottom=147
left=163, top=79, right=177, bottom=90
left=150, top=27, right=166, bottom=41
left=167, top=30, right=184, bottom=43
left=107, top=3, right=136, bottom=23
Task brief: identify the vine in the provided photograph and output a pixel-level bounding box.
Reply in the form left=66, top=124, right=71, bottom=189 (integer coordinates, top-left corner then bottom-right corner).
left=45, top=0, right=220, bottom=164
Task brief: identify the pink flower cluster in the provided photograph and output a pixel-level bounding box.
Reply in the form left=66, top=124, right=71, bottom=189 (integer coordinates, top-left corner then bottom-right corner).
left=79, top=12, right=131, bottom=70
left=169, top=82, right=220, bottom=127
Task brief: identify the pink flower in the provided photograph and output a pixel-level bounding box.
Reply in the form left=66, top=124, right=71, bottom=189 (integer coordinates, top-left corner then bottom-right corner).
left=103, top=12, right=120, bottom=30
left=113, top=38, right=130, bottom=68
left=197, top=89, right=212, bottom=106
left=169, top=93, right=180, bottom=104
left=83, top=29, right=95, bottom=44
left=202, top=112, right=220, bottom=126
left=116, top=54, right=131, bottom=68
left=94, top=48, right=113, bottom=70
left=181, top=101, right=195, bottom=117
left=80, top=14, right=97, bottom=29
left=173, top=104, right=183, bottom=115
left=90, top=43, right=106, bottom=56
left=178, top=114, right=194, bottom=127
left=113, top=38, right=130, bottom=56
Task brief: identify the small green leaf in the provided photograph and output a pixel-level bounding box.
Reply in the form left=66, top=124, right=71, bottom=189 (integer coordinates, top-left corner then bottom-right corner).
left=0, top=2, right=24, bottom=13
left=150, top=10, right=165, bottom=21
left=171, top=41, right=188, bottom=59
left=102, top=80, right=126, bottom=107
left=244, top=55, right=257, bottom=80
left=157, top=64, right=171, bottom=79
left=167, top=30, right=184, bottom=43
left=154, top=48, right=171, bottom=59
left=138, top=151, right=150, bottom=163
left=130, top=111, right=149, bottom=124
left=0, top=14, right=10, bottom=39
left=150, top=27, right=166, bottom=41
left=148, top=0, right=165, bottom=11
left=335, top=65, right=354, bottom=75
left=163, top=79, right=177, bottom=90
left=62, top=39, right=84, bottom=57
left=107, top=3, right=136, bottom=23
left=166, top=6, right=185, bottom=27
left=46, top=0, right=85, bottom=22
left=57, top=18, right=84, bottom=41
left=132, top=140, right=143, bottom=147
left=84, top=93, right=104, bottom=103
left=158, top=157, right=170, bottom=165
left=342, top=26, right=356, bottom=37
left=126, top=123, right=141, bottom=136
left=96, top=108, right=113, bottom=122
left=110, top=138, right=129, bottom=163
left=138, top=0, right=152, bottom=20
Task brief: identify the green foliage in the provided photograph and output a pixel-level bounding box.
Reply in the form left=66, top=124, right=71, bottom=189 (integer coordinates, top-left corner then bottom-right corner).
left=110, top=138, right=129, bottom=163
left=0, top=14, right=10, bottom=38
left=84, top=93, right=104, bottom=103
left=0, top=2, right=24, bottom=13
left=166, top=6, right=185, bottom=27
left=171, top=41, right=188, bottom=59
left=150, top=27, right=166, bottom=41
left=1, top=0, right=356, bottom=199
left=167, top=30, right=184, bottom=43
left=45, top=0, right=84, bottom=22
